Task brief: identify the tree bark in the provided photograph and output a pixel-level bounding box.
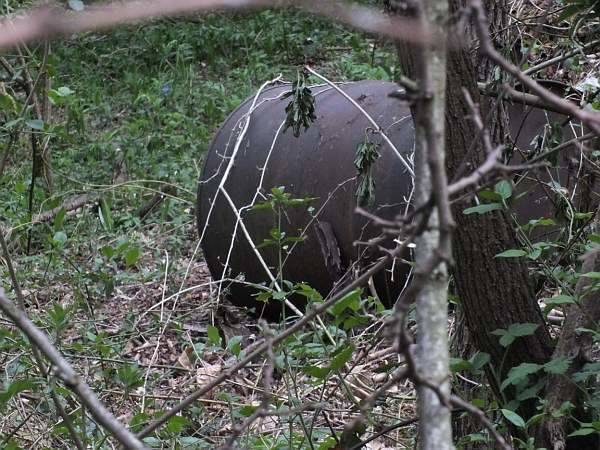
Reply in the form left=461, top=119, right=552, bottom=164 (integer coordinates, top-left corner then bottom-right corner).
left=536, top=245, right=600, bottom=450
left=408, top=0, right=454, bottom=448
left=388, top=0, right=553, bottom=398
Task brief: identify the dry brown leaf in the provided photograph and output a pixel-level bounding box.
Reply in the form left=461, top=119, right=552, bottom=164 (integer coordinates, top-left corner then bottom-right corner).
left=195, top=361, right=223, bottom=398
left=178, top=347, right=195, bottom=370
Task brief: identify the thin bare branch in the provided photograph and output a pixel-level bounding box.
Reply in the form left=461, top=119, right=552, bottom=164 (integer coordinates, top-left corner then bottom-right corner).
left=0, top=0, right=433, bottom=50
left=470, top=0, right=600, bottom=136
left=0, top=287, right=148, bottom=450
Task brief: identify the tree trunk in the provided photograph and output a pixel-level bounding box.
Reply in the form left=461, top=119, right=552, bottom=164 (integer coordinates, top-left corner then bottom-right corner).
left=536, top=243, right=600, bottom=450
left=389, top=0, right=553, bottom=398
left=408, top=0, right=453, bottom=448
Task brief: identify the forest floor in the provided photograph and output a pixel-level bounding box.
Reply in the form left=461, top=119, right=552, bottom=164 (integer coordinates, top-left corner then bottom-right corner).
left=1, top=8, right=417, bottom=449
left=1, top=2, right=599, bottom=449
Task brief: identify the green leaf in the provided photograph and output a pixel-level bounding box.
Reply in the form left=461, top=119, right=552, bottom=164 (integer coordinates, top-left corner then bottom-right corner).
left=98, top=198, right=113, bottom=231
left=495, top=180, right=513, bottom=200
left=53, top=208, right=66, bottom=231
left=543, top=295, right=574, bottom=307
left=26, top=119, right=44, bottom=130
left=227, top=335, right=243, bottom=357
left=303, top=365, right=330, bottom=379
left=492, top=323, right=539, bottom=347
left=331, top=289, right=361, bottom=316
left=0, top=380, right=38, bottom=404
left=317, top=436, right=338, bottom=450
left=573, top=362, right=600, bottom=382
left=525, top=217, right=556, bottom=231
left=450, top=357, right=471, bottom=372
left=0, top=93, right=17, bottom=114
left=497, top=333, right=515, bottom=347
left=544, top=356, right=571, bottom=375
left=165, top=415, right=190, bottom=434
left=507, top=323, right=539, bottom=337
left=142, top=437, right=161, bottom=446
left=117, top=364, right=143, bottom=391
left=207, top=325, right=222, bottom=347
left=128, top=412, right=151, bottom=432
left=470, top=352, right=491, bottom=370
left=239, top=405, right=258, bottom=417
left=272, top=290, right=287, bottom=301
left=48, top=303, right=69, bottom=330
left=56, top=86, right=75, bottom=97
left=550, top=401, right=575, bottom=419
left=526, top=413, right=546, bottom=429
left=574, top=212, right=593, bottom=220
left=100, top=245, right=115, bottom=259
left=478, top=189, right=502, bottom=202
left=295, top=283, right=322, bottom=303
left=124, top=246, right=141, bottom=267
left=463, top=203, right=502, bottom=215
left=568, top=427, right=596, bottom=437
left=516, top=379, right=544, bottom=401
left=501, top=363, right=542, bottom=391
left=588, top=234, right=600, bottom=244
left=52, top=231, right=68, bottom=247
left=501, top=409, right=526, bottom=428
left=582, top=272, right=600, bottom=279
left=527, top=247, right=543, bottom=260
left=330, top=345, right=354, bottom=371
left=68, top=0, right=85, bottom=11
left=255, top=290, right=272, bottom=303
left=495, top=249, right=527, bottom=258
left=3, top=118, right=22, bottom=129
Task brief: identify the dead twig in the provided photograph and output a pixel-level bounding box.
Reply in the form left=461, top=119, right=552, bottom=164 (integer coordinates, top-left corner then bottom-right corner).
left=0, top=0, right=434, bottom=50
left=0, top=285, right=148, bottom=450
